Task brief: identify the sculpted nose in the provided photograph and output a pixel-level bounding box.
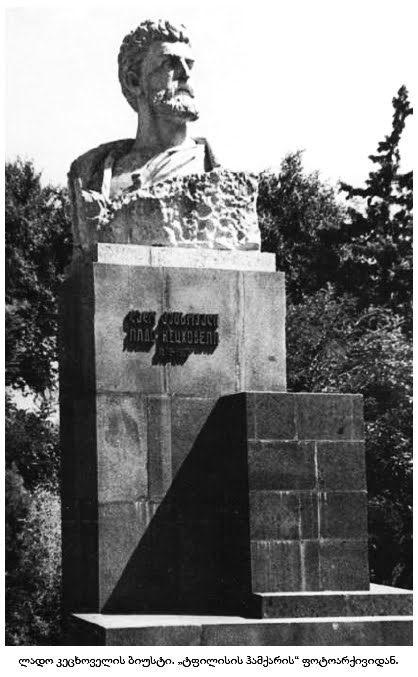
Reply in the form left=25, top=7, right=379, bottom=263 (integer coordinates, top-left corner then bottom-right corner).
left=178, top=58, right=190, bottom=80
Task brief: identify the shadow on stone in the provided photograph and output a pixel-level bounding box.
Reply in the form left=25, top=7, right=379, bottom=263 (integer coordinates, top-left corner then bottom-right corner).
left=152, top=314, right=219, bottom=366
left=102, top=394, right=255, bottom=615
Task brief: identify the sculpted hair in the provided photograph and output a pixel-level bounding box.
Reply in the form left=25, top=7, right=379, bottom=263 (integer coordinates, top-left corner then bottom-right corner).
left=118, top=19, right=191, bottom=112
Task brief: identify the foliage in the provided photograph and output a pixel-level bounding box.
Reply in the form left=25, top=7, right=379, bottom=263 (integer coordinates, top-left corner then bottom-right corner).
left=5, top=158, right=72, bottom=394
left=258, top=85, right=413, bottom=333
left=5, top=396, right=62, bottom=645
left=5, top=158, right=69, bottom=644
left=257, top=86, right=412, bottom=587
left=258, top=152, right=345, bottom=303
left=5, top=395, right=60, bottom=492
left=286, top=288, right=412, bottom=586
left=339, top=86, right=413, bottom=332
left=5, top=465, right=62, bottom=646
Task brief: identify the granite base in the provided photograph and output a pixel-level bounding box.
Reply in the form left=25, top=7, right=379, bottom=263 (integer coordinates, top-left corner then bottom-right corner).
left=68, top=585, right=412, bottom=645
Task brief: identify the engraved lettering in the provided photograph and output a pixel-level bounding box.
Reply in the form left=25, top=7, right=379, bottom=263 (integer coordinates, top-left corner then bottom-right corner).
left=124, top=309, right=219, bottom=364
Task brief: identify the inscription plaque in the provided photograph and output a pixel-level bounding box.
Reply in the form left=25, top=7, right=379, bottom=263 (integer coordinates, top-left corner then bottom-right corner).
left=123, top=310, right=219, bottom=366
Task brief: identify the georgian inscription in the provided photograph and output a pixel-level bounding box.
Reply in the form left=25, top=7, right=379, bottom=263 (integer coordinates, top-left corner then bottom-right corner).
left=123, top=311, right=156, bottom=352
left=123, top=310, right=219, bottom=366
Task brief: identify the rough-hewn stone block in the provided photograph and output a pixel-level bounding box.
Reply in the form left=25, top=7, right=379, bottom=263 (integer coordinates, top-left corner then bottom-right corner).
left=79, top=169, right=261, bottom=253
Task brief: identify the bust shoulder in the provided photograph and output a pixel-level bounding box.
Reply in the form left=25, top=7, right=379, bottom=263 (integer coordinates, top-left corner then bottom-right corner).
left=69, top=139, right=135, bottom=192
left=69, top=137, right=220, bottom=193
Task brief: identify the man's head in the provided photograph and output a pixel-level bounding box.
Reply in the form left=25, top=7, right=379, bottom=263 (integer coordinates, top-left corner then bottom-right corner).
left=118, top=19, right=199, bottom=121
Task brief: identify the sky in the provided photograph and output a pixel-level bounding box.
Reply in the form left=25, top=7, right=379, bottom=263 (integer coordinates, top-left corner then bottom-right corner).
left=5, top=0, right=415, bottom=189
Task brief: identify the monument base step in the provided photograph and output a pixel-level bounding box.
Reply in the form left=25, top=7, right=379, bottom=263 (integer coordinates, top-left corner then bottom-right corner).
left=69, top=614, right=412, bottom=646
left=252, top=584, right=412, bottom=618
left=68, top=586, right=412, bottom=645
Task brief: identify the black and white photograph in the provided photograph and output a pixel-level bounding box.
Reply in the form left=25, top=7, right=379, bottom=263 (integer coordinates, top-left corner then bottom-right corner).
left=4, top=0, right=413, bottom=660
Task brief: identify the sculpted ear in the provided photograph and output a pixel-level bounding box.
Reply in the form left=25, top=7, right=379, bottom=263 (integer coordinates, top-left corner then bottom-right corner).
left=126, top=70, right=144, bottom=97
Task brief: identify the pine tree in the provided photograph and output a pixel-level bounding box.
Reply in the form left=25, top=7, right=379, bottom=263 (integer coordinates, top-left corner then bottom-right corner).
left=339, top=86, right=413, bottom=333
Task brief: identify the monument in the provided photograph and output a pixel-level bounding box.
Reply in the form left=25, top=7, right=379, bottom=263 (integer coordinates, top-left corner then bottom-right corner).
left=60, top=19, right=412, bottom=645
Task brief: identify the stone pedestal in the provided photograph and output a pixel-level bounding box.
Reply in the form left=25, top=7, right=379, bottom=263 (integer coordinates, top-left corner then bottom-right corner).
left=60, top=244, right=412, bottom=645
left=60, top=246, right=286, bottom=614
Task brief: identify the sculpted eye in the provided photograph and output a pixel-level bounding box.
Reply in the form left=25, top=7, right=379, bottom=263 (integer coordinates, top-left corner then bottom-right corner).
left=164, top=55, right=177, bottom=69
left=186, top=60, right=194, bottom=70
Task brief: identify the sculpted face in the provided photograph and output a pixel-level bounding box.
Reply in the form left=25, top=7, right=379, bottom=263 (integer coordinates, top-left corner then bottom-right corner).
left=134, top=41, right=199, bottom=121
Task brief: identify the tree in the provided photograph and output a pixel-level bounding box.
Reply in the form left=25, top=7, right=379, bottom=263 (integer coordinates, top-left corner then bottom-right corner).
left=5, top=159, right=72, bottom=394
left=6, top=464, right=61, bottom=645
left=257, top=152, right=345, bottom=302
left=256, top=118, right=412, bottom=587
left=5, top=158, right=70, bottom=645
left=286, top=288, right=412, bottom=587
left=5, top=395, right=60, bottom=492
left=339, top=86, right=413, bottom=332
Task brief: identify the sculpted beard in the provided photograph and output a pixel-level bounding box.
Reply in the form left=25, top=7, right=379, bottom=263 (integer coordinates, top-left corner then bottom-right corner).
left=150, top=89, right=199, bottom=121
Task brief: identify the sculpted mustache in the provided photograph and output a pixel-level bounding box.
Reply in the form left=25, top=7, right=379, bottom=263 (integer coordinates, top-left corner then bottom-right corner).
left=150, top=86, right=196, bottom=105
left=176, top=85, right=194, bottom=98
left=158, top=86, right=195, bottom=100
